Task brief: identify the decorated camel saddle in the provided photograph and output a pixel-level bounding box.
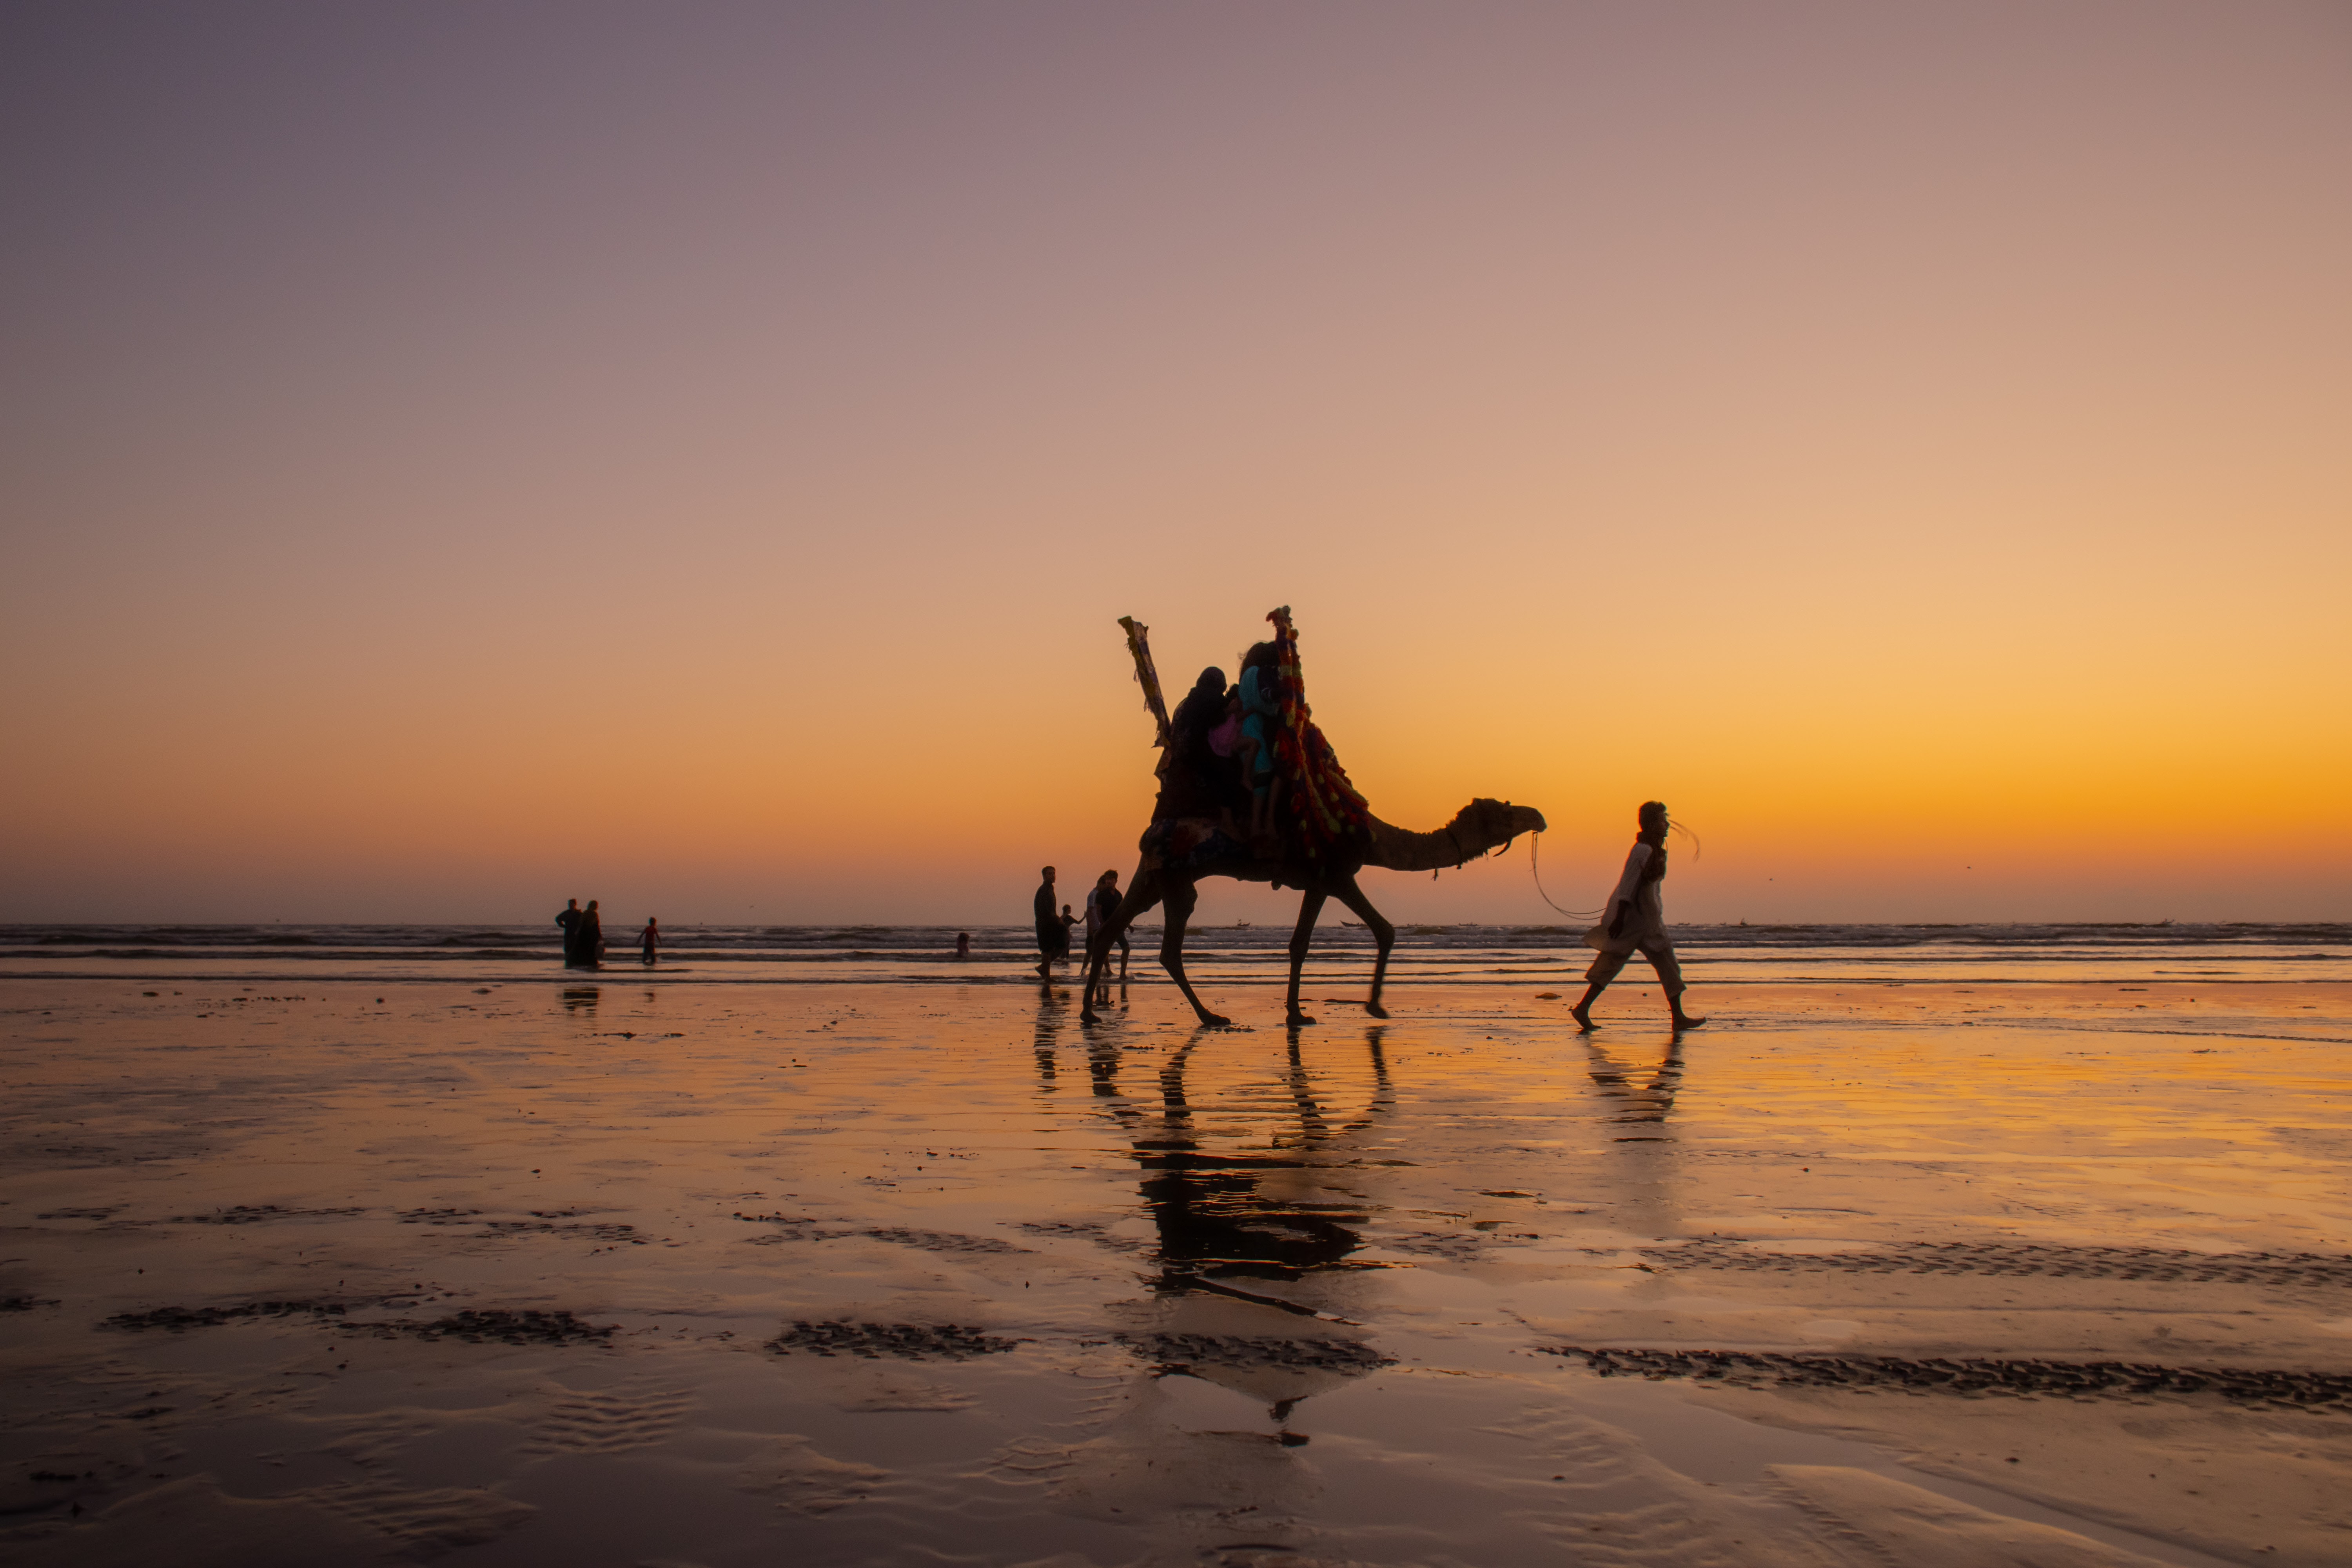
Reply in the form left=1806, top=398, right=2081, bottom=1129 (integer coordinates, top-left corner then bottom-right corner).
left=1122, top=607, right=1373, bottom=878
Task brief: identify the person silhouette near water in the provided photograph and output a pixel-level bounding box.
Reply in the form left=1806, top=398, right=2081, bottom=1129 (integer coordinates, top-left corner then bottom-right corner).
left=639, top=916, right=659, bottom=966
left=570, top=899, right=605, bottom=970
left=1033, top=867, right=1062, bottom=978
left=954, top=931, right=972, bottom=961
left=555, top=898, right=583, bottom=965
left=1085, top=869, right=1130, bottom=998
left=1572, top=801, right=1704, bottom=1032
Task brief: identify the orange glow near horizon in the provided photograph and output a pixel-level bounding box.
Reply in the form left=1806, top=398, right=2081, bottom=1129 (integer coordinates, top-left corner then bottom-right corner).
left=2, top=6, right=2347, bottom=925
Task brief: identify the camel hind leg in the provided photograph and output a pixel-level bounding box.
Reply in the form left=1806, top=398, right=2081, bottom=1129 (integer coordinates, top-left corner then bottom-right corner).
left=1081, top=867, right=1161, bottom=1024
left=1331, top=875, right=1395, bottom=1019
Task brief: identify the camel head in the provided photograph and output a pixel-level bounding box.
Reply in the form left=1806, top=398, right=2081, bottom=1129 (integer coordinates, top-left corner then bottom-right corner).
left=1363, top=797, right=1549, bottom=874
left=1461, top=797, right=1548, bottom=853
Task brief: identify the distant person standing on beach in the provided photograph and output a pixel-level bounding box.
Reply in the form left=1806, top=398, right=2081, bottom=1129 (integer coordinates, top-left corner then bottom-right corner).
left=639, top=917, right=659, bottom=966
left=1572, top=802, right=1705, bottom=1032
left=954, top=932, right=972, bottom=961
left=1033, top=867, right=1062, bottom=978
left=1085, top=870, right=1130, bottom=991
left=572, top=899, right=605, bottom=970
left=555, top=899, right=584, bottom=965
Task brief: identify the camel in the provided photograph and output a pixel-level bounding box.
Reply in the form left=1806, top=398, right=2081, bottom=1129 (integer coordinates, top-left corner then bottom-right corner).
left=1080, top=799, right=1545, bottom=1028
left=1081, top=612, right=1545, bottom=1028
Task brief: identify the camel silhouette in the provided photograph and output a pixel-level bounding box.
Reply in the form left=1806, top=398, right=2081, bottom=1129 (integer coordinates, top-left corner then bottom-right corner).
left=1081, top=612, right=1543, bottom=1027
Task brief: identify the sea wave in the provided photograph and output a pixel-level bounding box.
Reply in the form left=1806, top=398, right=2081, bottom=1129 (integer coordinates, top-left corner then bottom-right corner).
left=0, top=920, right=2343, bottom=986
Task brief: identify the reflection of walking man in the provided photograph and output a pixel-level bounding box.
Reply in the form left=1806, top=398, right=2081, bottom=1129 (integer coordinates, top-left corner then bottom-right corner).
left=1573, top=801, right=1704, bottom=1032
left=1033, top=866, right=1062, bottom=978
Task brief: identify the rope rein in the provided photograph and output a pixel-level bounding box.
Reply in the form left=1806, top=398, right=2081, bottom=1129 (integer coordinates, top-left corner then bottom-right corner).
left=1530, top=831, right=1604, bottom=922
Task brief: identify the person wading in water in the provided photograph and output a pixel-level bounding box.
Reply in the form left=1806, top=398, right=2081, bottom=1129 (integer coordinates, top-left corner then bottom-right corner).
left=573, top=899, right=605, bottom=969
left=1033, top=866, right=1062, bottom=979
left=1085, top=869, right=1129, bottom=1001
left=1572, top=801, right=1705, bottom=1032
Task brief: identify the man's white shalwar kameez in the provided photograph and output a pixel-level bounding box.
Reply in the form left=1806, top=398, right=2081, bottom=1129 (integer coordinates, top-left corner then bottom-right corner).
left=1582, top=840, right=1685, bottom=995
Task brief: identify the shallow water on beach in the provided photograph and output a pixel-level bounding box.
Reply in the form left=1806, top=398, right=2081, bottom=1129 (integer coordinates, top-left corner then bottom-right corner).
left=5, top=920, right=2348, bottom=989
left=4, top=974, right=2351, bottom=1566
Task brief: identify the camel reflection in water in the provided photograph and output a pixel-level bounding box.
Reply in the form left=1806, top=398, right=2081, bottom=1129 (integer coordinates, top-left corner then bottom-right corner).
left=1036, top=998, right=1400, bottom=1418
left=1138, top=1027, right=1393, bottom=1307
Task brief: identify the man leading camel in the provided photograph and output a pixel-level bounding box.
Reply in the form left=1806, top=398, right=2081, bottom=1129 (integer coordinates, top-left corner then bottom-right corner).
left=1572, top=800, right=1705, bottom=1032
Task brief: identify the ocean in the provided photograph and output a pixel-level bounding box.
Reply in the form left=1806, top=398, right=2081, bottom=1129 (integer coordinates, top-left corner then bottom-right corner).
left=4, top=920, right=2345, bottom=986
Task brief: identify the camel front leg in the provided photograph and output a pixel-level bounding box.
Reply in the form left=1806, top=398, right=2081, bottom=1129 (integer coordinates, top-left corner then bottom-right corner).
left=1331, top=875, right=1396, bottom=1020
left=1284, top=886, right=1328, bottom=1027
left=1082, top=867, right=1161, bottom=1025
left=1155, top=877, right=1229, bottom=1028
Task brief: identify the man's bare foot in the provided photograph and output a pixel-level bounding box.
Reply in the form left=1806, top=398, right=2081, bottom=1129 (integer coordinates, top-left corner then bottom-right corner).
left=1671, top=1013, right=1707, bottom=1031
left=1286, top=1011, right=1318, bottom=1027
left=1570, top=1003, right=1595, bottom=1032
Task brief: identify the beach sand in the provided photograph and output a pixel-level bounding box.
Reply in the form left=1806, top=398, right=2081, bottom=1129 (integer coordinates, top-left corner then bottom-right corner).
left=4, top=975, right=2349, bottom=1566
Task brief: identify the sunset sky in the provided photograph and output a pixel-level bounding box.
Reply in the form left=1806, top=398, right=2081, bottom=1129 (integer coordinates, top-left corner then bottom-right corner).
left=4, top=2, right=2347, bottom=927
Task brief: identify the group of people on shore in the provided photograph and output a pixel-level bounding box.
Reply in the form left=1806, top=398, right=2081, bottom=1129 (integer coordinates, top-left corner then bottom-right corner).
left=1033, top=865, right=1130, bottom=993
left=554, top=900, right=660, bottom=969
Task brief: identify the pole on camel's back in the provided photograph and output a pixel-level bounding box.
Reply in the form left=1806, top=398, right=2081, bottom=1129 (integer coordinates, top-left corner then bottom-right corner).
left=1118, top=616, right=1173, bottom=775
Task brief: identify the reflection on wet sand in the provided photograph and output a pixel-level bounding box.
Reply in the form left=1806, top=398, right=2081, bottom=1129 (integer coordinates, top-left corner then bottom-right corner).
left=1018, top=1021, right=1409, bottom=1548
left=1583, top=1031, right=1684, bottom=1136
left=1134, top=1027, right=1390, bottom=1304
left=1581, top=1029, right=1687, bottom=1267
left=8, top=980, right=2349, bottom=1566
left=1033, top=987, right=1061, bottom=1082
left=1042, top=1020, right=1404, bottom=1428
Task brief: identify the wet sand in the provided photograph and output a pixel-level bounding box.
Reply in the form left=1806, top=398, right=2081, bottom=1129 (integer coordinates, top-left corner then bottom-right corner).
left=4, top=976, right=2349, bottom=1566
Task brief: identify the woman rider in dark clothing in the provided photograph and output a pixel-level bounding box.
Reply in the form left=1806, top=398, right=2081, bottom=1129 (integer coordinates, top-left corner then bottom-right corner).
left=1164, top=666, right=1249, bottom=823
